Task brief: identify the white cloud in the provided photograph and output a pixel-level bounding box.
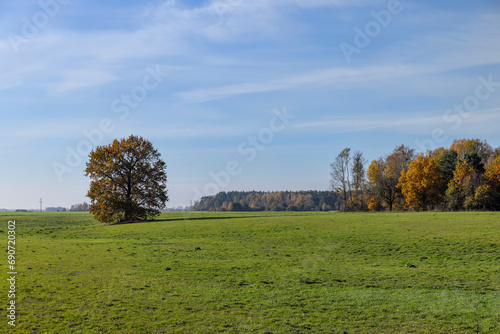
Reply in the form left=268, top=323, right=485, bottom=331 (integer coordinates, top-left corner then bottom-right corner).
left=174, top=10, right=500, bottom=103
left=293, top=113, right=440, bottom=133
left=1, top=119, right=92, bottom=141
left=50, top=70, right=118, bottom=94
left=293, top=108, right=500, bottom=135
left=175, top=64, right=420, bottom=103
left=293, top=0, right=385, bottom=7
left=1, top=1, right=499, bottom=98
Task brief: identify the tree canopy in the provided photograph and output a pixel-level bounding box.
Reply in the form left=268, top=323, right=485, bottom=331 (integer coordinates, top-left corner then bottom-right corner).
left=85, top=135, right=168, bottom=224
left=398, top=155, right=444, bottom=211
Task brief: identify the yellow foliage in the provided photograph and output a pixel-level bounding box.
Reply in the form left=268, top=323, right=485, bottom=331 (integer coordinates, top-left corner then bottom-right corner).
left=474, top=184, right=499, bottom=210
left=367, top=160, right=381, bottom=186
left=367, top=197, right=381, bottom=211
left=449, top=161, right=475, bottom=193
left=450, top=138, right=491, bottom=161
left=485, top=155, right=500, bottom=190
left=383, top=164, right=395, bottom=179
left=397, top=155, right=444, bottom=210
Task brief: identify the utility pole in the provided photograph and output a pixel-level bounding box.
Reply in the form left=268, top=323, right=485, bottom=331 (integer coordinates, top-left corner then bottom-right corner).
left=39, top=198, right=42, bottom=212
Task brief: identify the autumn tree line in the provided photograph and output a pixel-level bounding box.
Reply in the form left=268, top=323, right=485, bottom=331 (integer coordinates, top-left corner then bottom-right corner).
left=192, top=191, right=340, bottom=212
left=80, top=135, right=499, bottom=223
left=331, top=139, right=500, bottom=212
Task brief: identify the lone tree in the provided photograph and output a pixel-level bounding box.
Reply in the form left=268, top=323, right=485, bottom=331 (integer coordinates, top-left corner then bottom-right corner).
left=330, top=148, right=351, bottom=211
left=85, top=135, right=168, bottom=224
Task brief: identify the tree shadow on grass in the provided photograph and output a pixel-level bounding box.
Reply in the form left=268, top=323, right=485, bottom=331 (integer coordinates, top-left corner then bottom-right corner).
left=108, top=215, right=264, bottom=226
left=152, top=215, right=264, bottom=223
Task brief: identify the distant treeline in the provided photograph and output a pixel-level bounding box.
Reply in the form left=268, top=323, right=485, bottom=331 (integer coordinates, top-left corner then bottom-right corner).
left=192, top=191, right=340, bottom=212
left=69, top=202, right=90, bottom=212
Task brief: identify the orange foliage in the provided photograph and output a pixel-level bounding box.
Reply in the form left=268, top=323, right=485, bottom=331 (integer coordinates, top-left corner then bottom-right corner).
left=85, top=135, right=168, bottom=224
left=397, top=155, right=444, bottom=210
left=485, top=155, right=500, bottom=190
left=367, top=196, right=381, bottom=211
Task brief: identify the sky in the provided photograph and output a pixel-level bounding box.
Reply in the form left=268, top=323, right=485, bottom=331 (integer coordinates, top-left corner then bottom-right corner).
left=1, top=0, right=500, bottom=210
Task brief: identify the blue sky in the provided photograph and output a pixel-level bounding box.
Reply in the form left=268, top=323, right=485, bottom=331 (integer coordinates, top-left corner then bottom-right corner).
left=1, top=0, right=500, bottom=210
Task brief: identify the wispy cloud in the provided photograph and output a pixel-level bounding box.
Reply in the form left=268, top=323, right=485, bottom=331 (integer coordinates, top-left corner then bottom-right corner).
left=1, top=0, right=498, bottom=98
left=50, top=70, right=118, bottom=94
left=175, top=11, right=500, bottom=103
left=293, top=108, right=500, bottom=135
left=176, top=65, right=414, bottom=103
left=294, top=113, right=441, bottom=133
left=293, top=0, right=386, bottom=7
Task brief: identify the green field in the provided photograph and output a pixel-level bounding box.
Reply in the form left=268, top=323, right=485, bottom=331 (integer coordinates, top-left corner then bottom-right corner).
left=1, top=212, right=499, bottom=333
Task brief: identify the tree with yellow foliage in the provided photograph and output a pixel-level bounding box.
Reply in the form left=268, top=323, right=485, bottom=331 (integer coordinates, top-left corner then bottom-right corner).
left=485, top=155, right=500, bottom=191
left=445, top=161, right=479, bottom=210
left=367, top=159, right=400, bottom=211
left=450, top=138, right=493, bottom=163
left=397, top=155, right=444, bottom=211
left=473, top=184, right=499, bottom=211
left=477, top=155, right=500, bottom=210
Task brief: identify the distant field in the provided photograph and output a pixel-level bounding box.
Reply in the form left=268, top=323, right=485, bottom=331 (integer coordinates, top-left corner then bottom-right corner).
left=1, top=212, right=499, bottom=333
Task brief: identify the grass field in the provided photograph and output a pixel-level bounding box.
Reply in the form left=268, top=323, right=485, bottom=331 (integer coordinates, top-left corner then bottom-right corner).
left=1, top=211, right=499, bottom=333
